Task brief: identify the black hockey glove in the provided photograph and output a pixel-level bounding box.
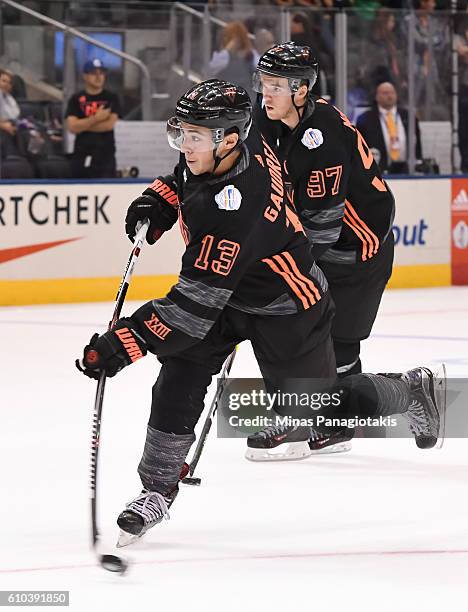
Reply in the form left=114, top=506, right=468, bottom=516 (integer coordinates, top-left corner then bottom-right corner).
left=76, top=319, right=147, bottom=380
left=125, top=175, right=179, bottom=245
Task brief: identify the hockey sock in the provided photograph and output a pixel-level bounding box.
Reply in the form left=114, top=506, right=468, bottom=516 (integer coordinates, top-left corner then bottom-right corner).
left=359, top=374, right=410, bottom=417
left=138, top=425, right=195, bottom=494
left=334, top=340, right=362, bottom=378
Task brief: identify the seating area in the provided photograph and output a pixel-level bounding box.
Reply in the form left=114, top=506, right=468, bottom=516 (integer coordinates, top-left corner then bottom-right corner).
left=0, top=97, right=71, bottom=179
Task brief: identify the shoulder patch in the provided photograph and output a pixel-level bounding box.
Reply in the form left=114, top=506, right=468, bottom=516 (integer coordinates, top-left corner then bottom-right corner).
left=215, top=185, right=242, bottom=211
left=301, top=128, right=324, bottom=150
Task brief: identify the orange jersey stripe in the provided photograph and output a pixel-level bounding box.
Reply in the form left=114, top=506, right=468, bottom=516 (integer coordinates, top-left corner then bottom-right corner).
left=262, top=257, right=311, bottom=309
left=272, top=254, right=317, bottom=307
left=280, top=251, right=322, bottom=302
left=345, top=200, right=380, bottom=257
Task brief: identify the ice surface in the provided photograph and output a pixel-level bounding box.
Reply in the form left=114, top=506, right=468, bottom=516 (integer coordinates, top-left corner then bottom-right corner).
left=1, top=287, right=467, bottom=611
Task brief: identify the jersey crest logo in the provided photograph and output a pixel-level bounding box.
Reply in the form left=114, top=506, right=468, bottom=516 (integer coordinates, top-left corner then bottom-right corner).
left=215, top=185, right=242, bottom=211
left=301, top=128, right=324, bottom=150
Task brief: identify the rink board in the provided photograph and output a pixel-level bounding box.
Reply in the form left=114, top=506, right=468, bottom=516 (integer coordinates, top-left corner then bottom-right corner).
left=0, top=177, right=460, bottom=305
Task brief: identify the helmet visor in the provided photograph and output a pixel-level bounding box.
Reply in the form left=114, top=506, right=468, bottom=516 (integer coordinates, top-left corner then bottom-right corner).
left=166, top=117, right=224, bottom=152
left=252, top=70, right=302, bottom=96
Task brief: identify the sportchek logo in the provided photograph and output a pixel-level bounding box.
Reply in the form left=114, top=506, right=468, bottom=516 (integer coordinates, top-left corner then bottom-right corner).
left=452, top=189, right=468, bottom=211
left=0, top=191, right=110, bottom=225
left=144, top=313, right=172, bottom=340
left=114, top=328, right=144, bottom=362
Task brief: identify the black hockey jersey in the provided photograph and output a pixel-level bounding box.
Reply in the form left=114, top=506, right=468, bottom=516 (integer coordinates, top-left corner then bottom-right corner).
left=254, top=96, right=395, bottom=264
left=130, top=126, right=328, bottom=358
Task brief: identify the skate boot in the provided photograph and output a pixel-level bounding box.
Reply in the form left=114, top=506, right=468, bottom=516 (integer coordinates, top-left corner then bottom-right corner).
left=403, top=365, right=446, bottom=449
left=246, top=422, right=313, bottom=461
left=116, top=487, right=178, bottom=548
left=308, top=427, right=354, bottom=455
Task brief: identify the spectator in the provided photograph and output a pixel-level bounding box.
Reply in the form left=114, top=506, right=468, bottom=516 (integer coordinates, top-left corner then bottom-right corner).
left=367, top=8, right=406, bottom=93
left=252, top=28, right=276, bottom=66
left=208, top=22, right=256, bottom=98
left=66, top=58, right=121, bottom=178
left=0, top=69, right=21, bottom=158
left=410, top=0, right=449, bottom=118
left=290, top=11, right=314, bottom=47
left=455, top=16, right=468, bottom=173
left=356, top=81, right=422, bottom=173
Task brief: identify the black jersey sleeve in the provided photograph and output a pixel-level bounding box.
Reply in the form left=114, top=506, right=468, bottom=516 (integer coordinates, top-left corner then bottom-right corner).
left=128, top=185, right=257, bottom=358
left=294, top=123, right=351, bottom=261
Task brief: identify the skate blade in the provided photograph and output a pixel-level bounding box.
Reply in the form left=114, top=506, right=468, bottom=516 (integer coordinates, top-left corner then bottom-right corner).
left=116, top=529, right=144, bottom=548
left=309, top=441, right=352, bottom=455
left=245, top=441, right=312, bottom=462
left=433, top=363, right=447, bottom=449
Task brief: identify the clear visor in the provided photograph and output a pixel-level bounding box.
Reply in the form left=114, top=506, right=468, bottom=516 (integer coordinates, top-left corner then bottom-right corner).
left=252, top=70, right=302, bottom=96
left=166, top=117, right=225, bottom=152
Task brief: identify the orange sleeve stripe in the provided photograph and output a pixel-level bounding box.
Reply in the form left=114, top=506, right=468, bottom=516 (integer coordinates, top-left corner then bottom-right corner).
left=272, top=254, right=317, bottom=307
left=178, top=211, right=190, bottom=246
left=280, top=251, right=322, bottom=302
left=343, top=210, right=370, bottom=261
left=263, top=257, right=311, bottom=309
left=345, top=200, right=380, bottom=254
left=372, top=176, right=387, bottom=192
left=343, top=200, right=380, bottom=261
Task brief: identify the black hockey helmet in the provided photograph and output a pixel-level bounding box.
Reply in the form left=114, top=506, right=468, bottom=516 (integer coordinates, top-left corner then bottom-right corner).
left=167, top=79, right=252, bottom=151
left=253, top=42, right=318, bottom=93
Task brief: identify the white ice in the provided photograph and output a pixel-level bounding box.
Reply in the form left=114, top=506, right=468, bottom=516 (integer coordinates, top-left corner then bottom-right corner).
left=1, top=286, right=468, bottom=611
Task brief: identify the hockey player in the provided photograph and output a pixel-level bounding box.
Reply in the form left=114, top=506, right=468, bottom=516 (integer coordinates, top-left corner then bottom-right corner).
left=76, top=80, right=444, bottom=544
left=251, top=42, right=396, bottom=454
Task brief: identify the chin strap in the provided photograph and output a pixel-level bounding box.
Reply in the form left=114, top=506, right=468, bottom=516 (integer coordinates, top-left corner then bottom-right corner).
left=211, top=140, right=242, bottom=174
left=291, top=95, right=306, bottom=124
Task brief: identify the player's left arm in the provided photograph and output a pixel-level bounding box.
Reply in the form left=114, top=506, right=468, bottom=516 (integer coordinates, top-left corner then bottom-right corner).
left=77, top=204, right=255, bottom=379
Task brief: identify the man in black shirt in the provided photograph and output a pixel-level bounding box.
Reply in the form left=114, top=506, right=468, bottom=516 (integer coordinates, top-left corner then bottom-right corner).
left=66, top=58, right=120, bottom=178
left=76, top=80, right=444, bottom=545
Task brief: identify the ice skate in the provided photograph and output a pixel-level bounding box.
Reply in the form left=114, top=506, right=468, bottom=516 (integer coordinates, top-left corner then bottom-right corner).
left=403, top=364, right=446, bottom=449
left=246, top=422, right=313, bottom=461
left=116, top=488, right=176, bottom=548
left=308, top=428, right=353, bottom=455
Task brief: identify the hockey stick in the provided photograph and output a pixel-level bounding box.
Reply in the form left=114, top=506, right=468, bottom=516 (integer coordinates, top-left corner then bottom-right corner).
left=181, top=347, right=237, bottom=486
left=89, top=219, right=149, bottom=574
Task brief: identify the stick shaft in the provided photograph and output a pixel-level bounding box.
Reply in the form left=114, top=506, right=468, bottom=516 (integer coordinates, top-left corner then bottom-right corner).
left=187, top=348, right=237, bottom=477
left=90, top=221, right=149, bottom=547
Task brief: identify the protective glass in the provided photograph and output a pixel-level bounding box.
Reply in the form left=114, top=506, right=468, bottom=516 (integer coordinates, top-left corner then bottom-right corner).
left=252, top=70, right=302, bottom=96
left=166, top=117, right=224, bottom=152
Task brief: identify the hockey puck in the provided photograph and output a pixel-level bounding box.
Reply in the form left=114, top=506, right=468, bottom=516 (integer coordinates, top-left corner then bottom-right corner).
left=182, top=477, right=201, bottom=486
left=100, top=554, right=128, bottom=574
